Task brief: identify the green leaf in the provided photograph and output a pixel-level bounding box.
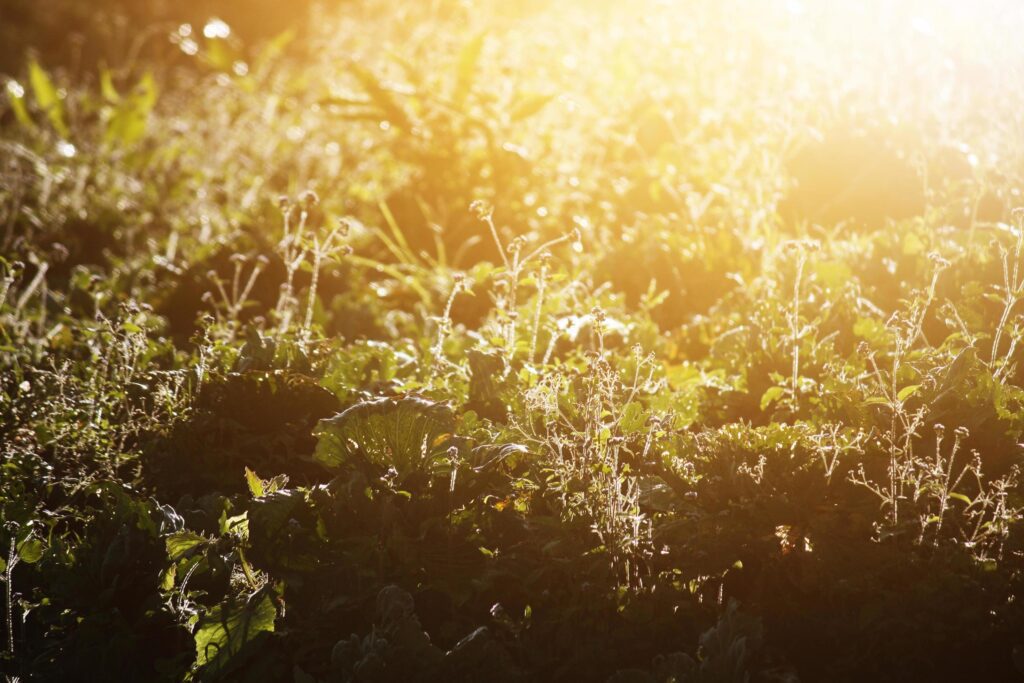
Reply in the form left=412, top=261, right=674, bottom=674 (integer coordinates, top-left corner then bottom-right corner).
left=815, top=260, right=853, bottom=290
left=99, top=68, right=120, bottom=103
left=194, top=590, right=277, bottom=672
left=28, top=59, right=67, bottom=136
left=853, top=317, right=890, bottom=348
left=620, top=401, right=648, bottom=434
left=160, top=564, right=177, bottom=591
left=16, top=537, right=44, bottom=564
left=902, top=232, right=926, bottom=256
left=948, top=492, right=972, bottom=506
left=166, top=530, right=207, bottom=561
left=244, top=467, right=265, bottom=498
left=314, top=395, right=454, bottom=476
left=104, top=72, right=157, bottom=147
left=760, top=386, right=785, bottom=411
left=897, top=384, right=920, bottom=402
left=265, top=474, right=288, bottom=495
left=221, top=513, right=248, bottom=537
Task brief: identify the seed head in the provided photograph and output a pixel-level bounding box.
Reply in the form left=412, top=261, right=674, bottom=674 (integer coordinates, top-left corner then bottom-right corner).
left=470, top=199, right=493, bottom=220
left=300, top=190, right=320, bottom=208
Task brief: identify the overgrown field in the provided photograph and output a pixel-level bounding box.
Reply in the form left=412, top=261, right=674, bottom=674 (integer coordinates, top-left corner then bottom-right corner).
left=4, top=0, right=1024, bottom=680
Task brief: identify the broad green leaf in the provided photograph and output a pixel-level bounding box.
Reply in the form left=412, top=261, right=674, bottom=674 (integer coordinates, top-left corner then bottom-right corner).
left=28, top=59, right=67, bottom=136
left=620, top=401, right=648, bottom=434
left=314, top=395, right=454, bottom=475
left=815, top=260, right=852, bottom=290
left=104, top=72, right=157, bottom=147
left=166, top=530, right=207, bottom=561
left=853, top=317, right=890, bottom=347
left=17, top=537, right=44, bottom=564
left=194, top=590, right=277, bottom=672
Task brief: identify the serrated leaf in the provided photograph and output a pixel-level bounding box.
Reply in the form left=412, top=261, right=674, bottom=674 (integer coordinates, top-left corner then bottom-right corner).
left=244, top=467, right=265, bottom=498
left=166, top=530, right=207, bottom=561
left=194, top=590, right=277, bottom=672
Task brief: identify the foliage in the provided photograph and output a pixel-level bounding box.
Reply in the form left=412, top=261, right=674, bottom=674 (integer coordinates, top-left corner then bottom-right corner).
left=3, top=1, right=1024, bottom=681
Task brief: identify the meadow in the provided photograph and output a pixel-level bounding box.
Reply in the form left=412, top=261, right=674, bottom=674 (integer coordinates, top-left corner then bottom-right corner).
left=3, top=0, right=1024, bottom=680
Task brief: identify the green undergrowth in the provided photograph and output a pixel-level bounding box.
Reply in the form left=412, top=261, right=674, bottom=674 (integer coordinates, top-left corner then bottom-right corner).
left=3, top=1, right=1024, bottom=681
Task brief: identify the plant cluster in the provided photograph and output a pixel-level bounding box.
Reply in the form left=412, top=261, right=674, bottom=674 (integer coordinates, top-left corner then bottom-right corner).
left=3, top=1, right=1024, bottom=681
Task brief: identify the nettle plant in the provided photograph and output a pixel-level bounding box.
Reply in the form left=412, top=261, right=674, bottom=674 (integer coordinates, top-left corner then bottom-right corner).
left=516, top=339, right=668, bottom=587
left=200, top=190, right=353, bottom=345
left=847, top=233, right=1024, bottom=559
